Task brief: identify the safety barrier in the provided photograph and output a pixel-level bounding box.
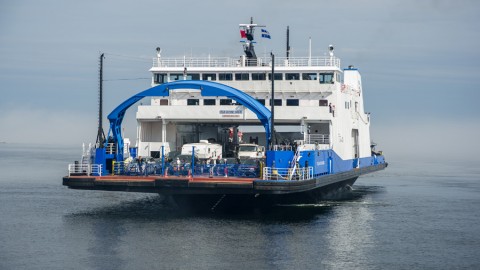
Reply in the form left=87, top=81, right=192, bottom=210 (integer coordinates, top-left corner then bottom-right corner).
left=68, top=164, right=102, bottom=176
left=307, top=134, right=330, bottom=144
left=152, top=56, right=341, bottom=68
left=262, top=167, right=313, bottom=181
left=69, top=161, right=264, bottom=178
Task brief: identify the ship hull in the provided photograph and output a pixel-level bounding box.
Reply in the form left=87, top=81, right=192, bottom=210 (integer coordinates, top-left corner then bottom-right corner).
left=63, top=163, right=386, bottom=209
left=168, top=176, right=358, bottom=210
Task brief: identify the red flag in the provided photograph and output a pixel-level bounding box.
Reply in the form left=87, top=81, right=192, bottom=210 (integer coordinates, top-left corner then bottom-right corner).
left=240, top=30, right=246, bottom=38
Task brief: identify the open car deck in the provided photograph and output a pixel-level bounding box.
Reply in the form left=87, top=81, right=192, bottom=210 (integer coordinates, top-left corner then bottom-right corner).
left=63, top=163, right=387, bottom=195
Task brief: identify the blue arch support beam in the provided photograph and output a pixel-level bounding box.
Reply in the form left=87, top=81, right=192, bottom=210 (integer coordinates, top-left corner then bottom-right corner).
left=107, top=80, right=272, bottom=161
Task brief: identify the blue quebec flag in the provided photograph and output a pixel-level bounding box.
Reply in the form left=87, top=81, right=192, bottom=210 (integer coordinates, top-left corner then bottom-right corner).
left=261, top=29, right=271, bottom=39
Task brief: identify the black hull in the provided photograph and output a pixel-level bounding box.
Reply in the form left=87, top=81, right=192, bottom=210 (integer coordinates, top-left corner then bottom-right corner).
left=169, top=176, right=358, bottom=210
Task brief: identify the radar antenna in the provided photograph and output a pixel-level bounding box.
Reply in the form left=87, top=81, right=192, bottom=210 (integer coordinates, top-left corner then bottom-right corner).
left=239, top=17, right=265, bottom=66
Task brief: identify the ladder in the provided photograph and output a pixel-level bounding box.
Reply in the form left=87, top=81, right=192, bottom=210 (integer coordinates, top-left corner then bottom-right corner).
left=288, top=149, right=301, bottom=180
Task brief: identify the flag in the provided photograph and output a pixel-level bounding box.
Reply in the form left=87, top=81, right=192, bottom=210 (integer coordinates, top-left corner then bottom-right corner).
left=240, top=30, right=246, bottom=38
left=261, top=29, right=271, bottom=39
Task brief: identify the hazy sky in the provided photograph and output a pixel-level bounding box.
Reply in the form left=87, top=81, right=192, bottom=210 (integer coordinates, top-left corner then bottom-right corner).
left=1, top=0, right=479, bottom=161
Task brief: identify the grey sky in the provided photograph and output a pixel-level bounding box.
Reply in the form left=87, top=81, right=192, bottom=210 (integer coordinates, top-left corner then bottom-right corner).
left=1, top=0, right=479, bottom=161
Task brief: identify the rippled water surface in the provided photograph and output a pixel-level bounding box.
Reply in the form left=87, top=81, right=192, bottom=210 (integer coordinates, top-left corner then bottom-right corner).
left=1, top=144, right=479, bottom=269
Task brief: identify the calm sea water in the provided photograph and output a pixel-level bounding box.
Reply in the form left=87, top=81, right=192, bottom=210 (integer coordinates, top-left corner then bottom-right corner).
left=1, top=143, right=479, bottom=269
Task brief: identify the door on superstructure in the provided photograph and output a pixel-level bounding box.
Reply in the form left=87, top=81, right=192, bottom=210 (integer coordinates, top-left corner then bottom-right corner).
left=351, top=129, right=359, bottom=159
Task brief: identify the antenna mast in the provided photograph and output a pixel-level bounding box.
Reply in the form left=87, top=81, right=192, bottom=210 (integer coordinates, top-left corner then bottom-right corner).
left=96, top=53, right=106, bottom=148
left=286, top=26, right=290, bottom=59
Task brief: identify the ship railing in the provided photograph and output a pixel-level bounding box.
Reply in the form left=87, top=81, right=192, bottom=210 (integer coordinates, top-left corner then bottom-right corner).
left=152, top=56, right=341, bottom=68
left=275, top=57, right=341, bottom=68
left=68, top=164, right=103, bottom=176
left=153, top=57, right=239, bottom=68
left=112, top=161, right=126, bottom=175
left=106, top=143, right=116, bottom=155
left=272, top=145, right=293, bottom=151
left=118, top=161, right=162, bottom=176
left=307, top=134, right=330, bottom=144
left=263, top=167, right=313, bottom=181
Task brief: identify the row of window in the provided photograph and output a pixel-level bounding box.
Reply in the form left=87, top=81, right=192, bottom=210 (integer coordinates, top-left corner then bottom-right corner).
left=154, top=72, right=338, bottom=84
left=160, top=98, right=330, bottom=107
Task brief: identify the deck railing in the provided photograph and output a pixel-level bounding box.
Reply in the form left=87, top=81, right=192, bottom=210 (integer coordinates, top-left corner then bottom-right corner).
left=307, top=134, right=330, bottom=144
left=152, top=56, right=341, bottom=68
left=106, top=143, right=116, bottom=155
left=68, top=164, right=102, bottom=176
left=263, top=167, right=313, bottom=181
left=68, top=162, right=316, bottom=181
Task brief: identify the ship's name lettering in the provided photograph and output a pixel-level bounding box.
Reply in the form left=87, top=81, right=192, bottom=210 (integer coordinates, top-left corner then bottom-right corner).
left=219, top=110, right=242, bottom=114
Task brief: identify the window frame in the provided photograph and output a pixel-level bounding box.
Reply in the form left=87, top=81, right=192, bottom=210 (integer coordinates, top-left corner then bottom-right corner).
left=268, top=73, right=283, bottom=80
left=285, top=73, right=300, bottom=80
left=235, top=73, right=250, bottom=81
left=218, top=73, right=233, bottom=81
left=286, top=99, right=299, bottom=106
left=252, top=73, right=266, bottom=80
left=203, top=99, right=216, bottom=106
left=202, top=73, right=217, bottom=81
left=187, top=99, right=200, bottom=106
left=220, top=98, right=233, bottom=105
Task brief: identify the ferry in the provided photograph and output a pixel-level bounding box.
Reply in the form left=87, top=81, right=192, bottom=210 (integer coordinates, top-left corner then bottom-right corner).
left=63, top=19, right=387, bottom=209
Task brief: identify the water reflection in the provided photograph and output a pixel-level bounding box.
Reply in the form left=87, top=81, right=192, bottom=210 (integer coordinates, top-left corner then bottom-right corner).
left=321, top=186, right=384, bottom=269
left=88, top=220, right=126, bottom=270
left=63, top=186, right=383, bottom=269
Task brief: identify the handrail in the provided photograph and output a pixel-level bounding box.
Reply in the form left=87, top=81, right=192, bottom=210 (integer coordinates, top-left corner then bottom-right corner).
left=272, top=145, right=293, bottom=151
left=106, top=143, right=116, bottom=155
left=262, top=167, right=313, bottom=180
left=152, top=56, right=341, bottom=68
left=307, top=134, right=330, bottom=144
left=68, top=164, right=102, bottom=176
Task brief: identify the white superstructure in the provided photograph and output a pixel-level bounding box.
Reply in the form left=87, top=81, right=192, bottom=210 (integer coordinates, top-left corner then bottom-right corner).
left=136, top=22, right=372, bottom=161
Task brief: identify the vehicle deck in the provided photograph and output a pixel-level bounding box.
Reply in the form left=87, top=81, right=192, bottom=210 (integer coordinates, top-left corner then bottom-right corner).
left=63, top=163, right=387, bottom=195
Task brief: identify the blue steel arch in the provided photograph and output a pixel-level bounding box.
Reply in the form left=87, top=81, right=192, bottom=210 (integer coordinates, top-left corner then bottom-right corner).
left=107, top=80, right=272, bottom=161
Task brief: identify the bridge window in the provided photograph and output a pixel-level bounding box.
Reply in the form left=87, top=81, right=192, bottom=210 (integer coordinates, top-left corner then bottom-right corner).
left=256, top=98, right=265, bottom=105
left=154, top=73, right=167, bottom=84
left=286, top=99, right=299, bottom=106
left=187, top=99, right=199, bottom=105
left=269, top=99, right=282, bottom=106
left=219, top=73, right=233, bottom=81
left=235, top=73, right=249, bottom=80
left=319, top=99, right=328, bottom=106
left=302, top=73, right=318, bottom=80
left=285, top=73, right=300, bottom=80
left=320, top=73, right=334, bottom=84
left=268, top=73, right=283, bottom=80
left=204, top=99, right=216, bottom=105
left=252, top=73, right=266, bottom=80
left=220, top=99, right=233, bottom=105
left=186, top=73, right=200, bottom=80
left=202, top=73, right=217, bottom=81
